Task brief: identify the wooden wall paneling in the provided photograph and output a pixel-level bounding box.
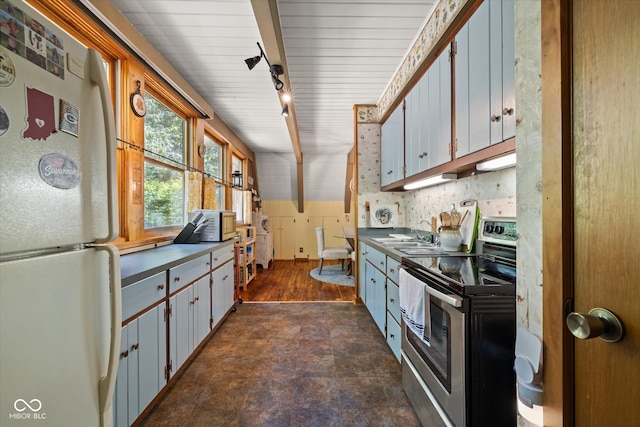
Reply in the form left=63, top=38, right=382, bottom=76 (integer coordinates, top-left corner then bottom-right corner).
left=122, top=60, right=146, bottom=241
left=541, top=0, right=573, bottom=425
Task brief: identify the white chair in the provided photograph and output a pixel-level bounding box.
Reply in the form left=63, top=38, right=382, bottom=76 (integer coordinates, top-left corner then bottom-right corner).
left=315, top=227, right=349, bottom=274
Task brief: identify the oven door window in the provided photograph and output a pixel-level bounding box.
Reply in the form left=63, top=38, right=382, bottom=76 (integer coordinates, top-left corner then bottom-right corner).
left=407, top=298, right=452, bottom=392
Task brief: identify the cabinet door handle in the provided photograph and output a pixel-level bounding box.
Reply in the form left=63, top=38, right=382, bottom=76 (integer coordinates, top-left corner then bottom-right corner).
left=190, top=300, right=195, bottom=305
left=195, top=296, right=199, bottom=302
left=131, top=343, right=139, bottom=351
left=418, top=151, right=428, bottom=159
left=390, top=298, right=395, bottom=303
left=174, top=276, right=180, bottom=282
left=223, top=275, right=228, bottom=280
left=120, top=350, right=128, bottom=358
left=390, top=268, right=395, bottom=273
left=157, top=284, right=165, bottom=290
left=214, top=257, right=218, bottom=262
left=503, top=107, right=515, bottom=116
left=390, top=334, right=395, bottom=339
left=491, top=114, right=501, bottom=122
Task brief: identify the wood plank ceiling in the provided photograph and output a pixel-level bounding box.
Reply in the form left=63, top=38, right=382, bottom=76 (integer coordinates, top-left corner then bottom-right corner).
left=109, top=0, right=436, bottom=204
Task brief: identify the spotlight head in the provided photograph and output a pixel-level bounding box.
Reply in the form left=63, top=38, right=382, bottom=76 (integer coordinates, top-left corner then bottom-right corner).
left=272, top=74, right=284, bottom=90
left=281, top=104, right=289, bottom=117
left=244, top=55, right=262, bottom=70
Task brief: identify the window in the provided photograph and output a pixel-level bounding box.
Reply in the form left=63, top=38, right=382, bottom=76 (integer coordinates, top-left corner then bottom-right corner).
left=203, top=134, right=225, bottom=210
left=143, top=93, right=186, bottom=228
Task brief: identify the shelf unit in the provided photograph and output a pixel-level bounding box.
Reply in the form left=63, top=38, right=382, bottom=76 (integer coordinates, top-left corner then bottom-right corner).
left=235, top=226, right=256, bottom=290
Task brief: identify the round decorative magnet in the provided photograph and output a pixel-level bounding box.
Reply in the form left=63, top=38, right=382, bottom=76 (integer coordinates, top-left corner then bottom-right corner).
left=0, top=106, right=9, bottom=136
left=130, top=80, right=146, bottom=117
left=0, top=47, right=16, bottom=87
left=38, top=153, right=81, bottom=189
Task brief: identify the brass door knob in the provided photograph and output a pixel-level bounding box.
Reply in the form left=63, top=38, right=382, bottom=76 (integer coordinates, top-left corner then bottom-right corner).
left=566, top=307, right=623, bottom=343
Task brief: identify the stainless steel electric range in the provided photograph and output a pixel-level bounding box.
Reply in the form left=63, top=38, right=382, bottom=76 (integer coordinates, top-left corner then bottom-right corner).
left=400, top=217, right=517, bottom=427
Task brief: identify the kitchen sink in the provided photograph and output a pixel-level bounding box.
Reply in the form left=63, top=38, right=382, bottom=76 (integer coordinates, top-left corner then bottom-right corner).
left=371, top=237, right=415, bottom=243
left=383, top=242, right=435, bottom=248
left=397, top=247, right=447, bottom=256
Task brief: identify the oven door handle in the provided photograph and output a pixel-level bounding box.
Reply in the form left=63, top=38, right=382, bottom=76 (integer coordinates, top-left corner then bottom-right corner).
left=426, top=285, right=463, bottom=308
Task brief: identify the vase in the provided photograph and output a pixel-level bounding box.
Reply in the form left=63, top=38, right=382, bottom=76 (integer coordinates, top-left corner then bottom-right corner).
left=439, top=226, right=463, bottom=252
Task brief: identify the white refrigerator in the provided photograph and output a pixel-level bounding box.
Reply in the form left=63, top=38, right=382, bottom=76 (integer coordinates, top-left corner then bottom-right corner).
left=0, top=0, right=121, bottom=426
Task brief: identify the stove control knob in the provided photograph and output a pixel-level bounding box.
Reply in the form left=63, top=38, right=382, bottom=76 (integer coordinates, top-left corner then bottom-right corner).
left=495, top=226, right=505, bottom=234
left=485, top=224, right=494, bottom=233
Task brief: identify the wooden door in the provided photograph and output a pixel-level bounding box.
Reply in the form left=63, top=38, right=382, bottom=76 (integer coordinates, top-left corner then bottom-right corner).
left=571, top=1, right=639, bottom=425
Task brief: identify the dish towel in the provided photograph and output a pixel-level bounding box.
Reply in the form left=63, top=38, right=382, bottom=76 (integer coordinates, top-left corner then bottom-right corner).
left=399, top=269, right=431, bottom=346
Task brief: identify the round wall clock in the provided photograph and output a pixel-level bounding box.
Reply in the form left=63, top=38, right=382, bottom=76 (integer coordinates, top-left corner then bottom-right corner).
left=130, top=80, right=146, bottom=117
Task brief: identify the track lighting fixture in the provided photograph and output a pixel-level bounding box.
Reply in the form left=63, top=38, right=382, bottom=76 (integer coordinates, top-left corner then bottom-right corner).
left=244, top=54, right=262, bottom=70
left=245, top=42, right=286, bottom=90
left=281, top=104, right=289, bottom=117
left=244, top=42, right=265, bottom=70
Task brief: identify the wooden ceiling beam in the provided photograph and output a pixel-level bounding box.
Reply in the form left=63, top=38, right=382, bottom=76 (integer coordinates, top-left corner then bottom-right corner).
left=250, top=0, right=305, bottom=213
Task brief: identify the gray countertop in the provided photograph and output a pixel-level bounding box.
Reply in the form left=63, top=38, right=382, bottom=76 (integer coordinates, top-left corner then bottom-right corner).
left=120, top=240, right=235, bottom=287
left=357, top=227, right=469, bottom=261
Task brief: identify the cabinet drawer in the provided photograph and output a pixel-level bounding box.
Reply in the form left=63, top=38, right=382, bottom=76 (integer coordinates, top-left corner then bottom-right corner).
left=366, top=246, right=386, bottom=272
left=387, top=279, right=401, bottom=324
left=122, top=272, right=166, bottom=321
left=211, top=245, right=234, bottom=271
left=386, top=313, right=401, bottom=362
left=169, top=254, right=210, bottom=293
left=386, top=258, right=401, bottom=284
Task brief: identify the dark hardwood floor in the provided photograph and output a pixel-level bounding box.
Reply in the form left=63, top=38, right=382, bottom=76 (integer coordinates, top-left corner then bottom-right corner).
left=238, top=259, right=356, bottom=302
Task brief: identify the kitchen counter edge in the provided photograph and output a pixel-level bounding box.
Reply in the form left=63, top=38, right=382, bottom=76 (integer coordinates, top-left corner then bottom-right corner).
left=119, top=240, right=235, bottom=287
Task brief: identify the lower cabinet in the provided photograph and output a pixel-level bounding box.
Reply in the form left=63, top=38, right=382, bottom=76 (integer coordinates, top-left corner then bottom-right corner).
left=386, top=274, right=402, bottom=362
left=115, top=242, right=236, bottom=427
left=358, top=240, right=403, bottom=362
left=212, top=260, right=234, bottom=328
left=114, top=304, right=166, bottom=427
left=364, top=260, right=386, bottom=336
left=169, top=275, right=211, bottom=376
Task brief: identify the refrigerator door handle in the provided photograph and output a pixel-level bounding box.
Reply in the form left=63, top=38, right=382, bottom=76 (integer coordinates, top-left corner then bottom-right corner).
left=88, top=49, right=119, bottom=243
left=92, top=244, right=122, bottom=427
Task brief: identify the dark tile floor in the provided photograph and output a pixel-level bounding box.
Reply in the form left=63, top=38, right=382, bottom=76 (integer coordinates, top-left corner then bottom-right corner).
left=140, top=302, right=421, bottom=427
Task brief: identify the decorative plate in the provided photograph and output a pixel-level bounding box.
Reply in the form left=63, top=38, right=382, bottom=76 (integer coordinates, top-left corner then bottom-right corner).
left=130, top=80, right=146, bottom=117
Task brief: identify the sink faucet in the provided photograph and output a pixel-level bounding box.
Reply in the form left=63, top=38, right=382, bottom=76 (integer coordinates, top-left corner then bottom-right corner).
left=412, top=220, right=431, bottom=241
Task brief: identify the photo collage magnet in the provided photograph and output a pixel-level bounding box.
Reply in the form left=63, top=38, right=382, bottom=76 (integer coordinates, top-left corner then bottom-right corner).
left=0, top=0, right=65, bottom=79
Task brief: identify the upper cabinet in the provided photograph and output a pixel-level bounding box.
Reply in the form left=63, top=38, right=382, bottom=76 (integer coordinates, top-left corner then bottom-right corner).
left=380, top=102, right=405, bottom=187
left=455, top=0, right=515, bottom=158
left=405, top=46, right=452, bottom=178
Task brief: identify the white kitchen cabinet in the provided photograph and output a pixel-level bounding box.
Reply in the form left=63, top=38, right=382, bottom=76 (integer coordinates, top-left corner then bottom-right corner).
left=365, top=259, right=386, bottom=336
left=168, top=253, right=210, bottom=294
left=455, top=0, right=515, bottom=158
left=212, top=259, right=234, bottom=328
left=194, top=275, right=211, bottom=346
left=256, top=232, right=273, bottom=269
left=114, top=304, right=166, bottom=427
left=405, top=47, right=452, bottom=177
left=386, top=311, right=402, bottom=362
left=386, top=259, right=402, bottom=362
left=380, top=101, right=405, bottom=187
left=169, top=275, right=212, bottom=376
left=169, top=284, right=193, bottom=375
